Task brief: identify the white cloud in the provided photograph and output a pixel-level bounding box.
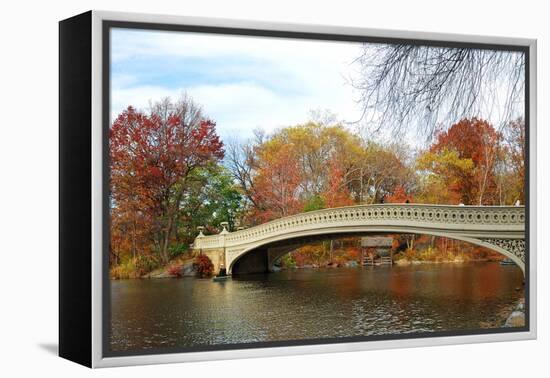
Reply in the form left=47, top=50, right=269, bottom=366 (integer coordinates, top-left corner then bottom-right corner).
left=111, top=28, right=361, bottom=67
left=112, top=80, right=360, bottom=141
left=111, top=28, right=366, bottom=140
left=111, top=28, right=525, bottom=146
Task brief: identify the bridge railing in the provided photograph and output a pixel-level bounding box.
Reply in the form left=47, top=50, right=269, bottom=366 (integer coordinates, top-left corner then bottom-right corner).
left=193, top=204, right=525, bottom=250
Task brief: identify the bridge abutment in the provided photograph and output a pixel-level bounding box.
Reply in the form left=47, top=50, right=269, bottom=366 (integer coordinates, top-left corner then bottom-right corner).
left=200, top=248, right=225, bottom=276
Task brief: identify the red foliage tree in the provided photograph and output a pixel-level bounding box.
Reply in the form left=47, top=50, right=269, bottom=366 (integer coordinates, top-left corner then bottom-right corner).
left=110, top=103, right=224, bottom=263
left=430, top=118, right=501, bottom=205
left=385, top=185, right=414, bottom=203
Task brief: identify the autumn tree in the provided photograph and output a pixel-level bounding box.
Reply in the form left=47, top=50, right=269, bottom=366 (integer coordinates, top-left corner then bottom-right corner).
left=355, top=143, right=416, bottom=204
left=227, top=122, right=417, bottom=223
left=419, top=118, right=501, bottom=205
left=110, top=97, right=224, bottom=264
left=250, top=142, right=302, bottom=223
left=499, top=118, right=526, bottom=204
left=110, top=108, right=157, bottom=261
left=416, top=148, right=474, bottom=204
left=385, top=185, right=414, bottom=203
left=228, top=122, right=367, bottom=222
left=321, top=159, right=354, bottom=208
left=268, top=122, right=365, bottom=196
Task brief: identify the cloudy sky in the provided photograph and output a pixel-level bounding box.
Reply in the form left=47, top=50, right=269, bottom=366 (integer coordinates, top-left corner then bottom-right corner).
left=110, top=28, right=365, bottom=141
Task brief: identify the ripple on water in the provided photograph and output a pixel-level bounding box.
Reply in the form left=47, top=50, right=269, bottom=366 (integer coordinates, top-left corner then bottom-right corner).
left=110, top=263, right=524, bottom=352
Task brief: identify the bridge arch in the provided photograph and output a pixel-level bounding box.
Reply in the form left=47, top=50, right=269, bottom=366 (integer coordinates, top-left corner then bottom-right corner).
left=228, top=228, right=525, bottom=275
left=192, top=204, right=525, bottom=275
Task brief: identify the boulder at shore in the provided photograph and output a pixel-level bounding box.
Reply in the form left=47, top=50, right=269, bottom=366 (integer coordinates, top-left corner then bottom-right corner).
left=145, top=259, right=197, bottom=279
left=504, top=299, right=526, bottom=327
left=179, top=261, right=196, bottom=277
left=505, top=310, right=525, bottom=327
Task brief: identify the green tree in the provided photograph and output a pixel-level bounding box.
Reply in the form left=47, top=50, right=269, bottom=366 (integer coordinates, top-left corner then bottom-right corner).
left=177, top=165, right=245, bottom=241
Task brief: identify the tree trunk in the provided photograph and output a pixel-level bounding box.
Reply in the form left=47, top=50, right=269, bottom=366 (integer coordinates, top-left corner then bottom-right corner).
left=478, top=166, right=489, bottom=205
left=131, top=215, right=137, bottom=259
left=159, top=189, right=184, bottom=264
left=160, top=216, right=173, bottom=264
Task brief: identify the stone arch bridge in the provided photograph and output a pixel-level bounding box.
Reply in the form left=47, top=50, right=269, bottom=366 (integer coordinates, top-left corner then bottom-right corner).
left=192, top=204, right=525, bottom=275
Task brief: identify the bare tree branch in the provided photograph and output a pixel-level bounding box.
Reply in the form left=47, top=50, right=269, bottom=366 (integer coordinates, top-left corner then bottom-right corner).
left=351, top=44, right=525, bottom=139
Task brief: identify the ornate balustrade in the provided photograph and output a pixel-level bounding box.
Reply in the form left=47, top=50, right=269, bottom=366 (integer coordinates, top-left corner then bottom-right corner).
left=194, top=204, right=524, bottom=249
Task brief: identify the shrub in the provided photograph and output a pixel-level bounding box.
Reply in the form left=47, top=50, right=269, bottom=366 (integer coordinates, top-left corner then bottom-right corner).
left=195, top=254, right=214, bottom=277
left=393, top=251, right=406, bottom=261
left=345, top=247, right=360, bottom=261
left=110, top=265, right=129, bottom=280
left=293, top=244, right=325, bottom=267
left=110, top=259, right=138, bottom=279
left=134, top=254, right=160, bottom=276
left=333, top=255, right=347, bottom=266
left=110, top=255, right=161, bottom=279
left=281, top=254, right=297, bottom=269
left=167, top=264, right=182, bottom=277
left=419, top=246, right=437, bottom=261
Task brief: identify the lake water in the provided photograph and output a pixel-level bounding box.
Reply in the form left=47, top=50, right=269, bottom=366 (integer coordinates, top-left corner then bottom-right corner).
left=110, top=262, right=524, bottom=353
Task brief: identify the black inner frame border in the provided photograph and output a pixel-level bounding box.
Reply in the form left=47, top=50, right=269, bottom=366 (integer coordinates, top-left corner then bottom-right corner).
left=102, top=19, right=531, bottom=358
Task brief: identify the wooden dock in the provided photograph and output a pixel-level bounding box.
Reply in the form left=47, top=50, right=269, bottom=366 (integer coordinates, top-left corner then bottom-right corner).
left=379, top=256, right=393, bottom=265
left=363, top=256, right=375, bottom=266
left=361, top=256, right=393, bottom=266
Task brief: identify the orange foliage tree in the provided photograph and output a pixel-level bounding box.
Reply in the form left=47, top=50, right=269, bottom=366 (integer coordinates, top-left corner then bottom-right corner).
left=385, top=185, right=414, bottom=203
left=250, top=143, right=303, bottom=223
left=321, top=159, right=354, bottom=208
left=230, top=122, right=415, bottom=225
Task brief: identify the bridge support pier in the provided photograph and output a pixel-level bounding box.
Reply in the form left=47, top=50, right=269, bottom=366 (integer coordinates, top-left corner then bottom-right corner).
left=201, top=248, right=225, bottom=276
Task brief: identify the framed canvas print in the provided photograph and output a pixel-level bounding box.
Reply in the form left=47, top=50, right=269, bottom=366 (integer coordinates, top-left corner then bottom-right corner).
left=59, top=10, right=537, bottom=368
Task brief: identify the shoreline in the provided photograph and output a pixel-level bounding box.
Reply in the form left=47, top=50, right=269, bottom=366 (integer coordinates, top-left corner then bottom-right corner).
left=112, top=258, right=513, bottom=280
left=393, top=258, right=502, bottom=266
left=280, top=258, right=505, bottom=271
left=503, top=298, right=526, bottom=327
left=479, top=297, right=526, bottom=329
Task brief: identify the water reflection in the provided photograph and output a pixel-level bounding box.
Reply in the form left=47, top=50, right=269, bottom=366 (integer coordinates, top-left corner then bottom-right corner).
left=110, top=262, right=523, bottom=353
